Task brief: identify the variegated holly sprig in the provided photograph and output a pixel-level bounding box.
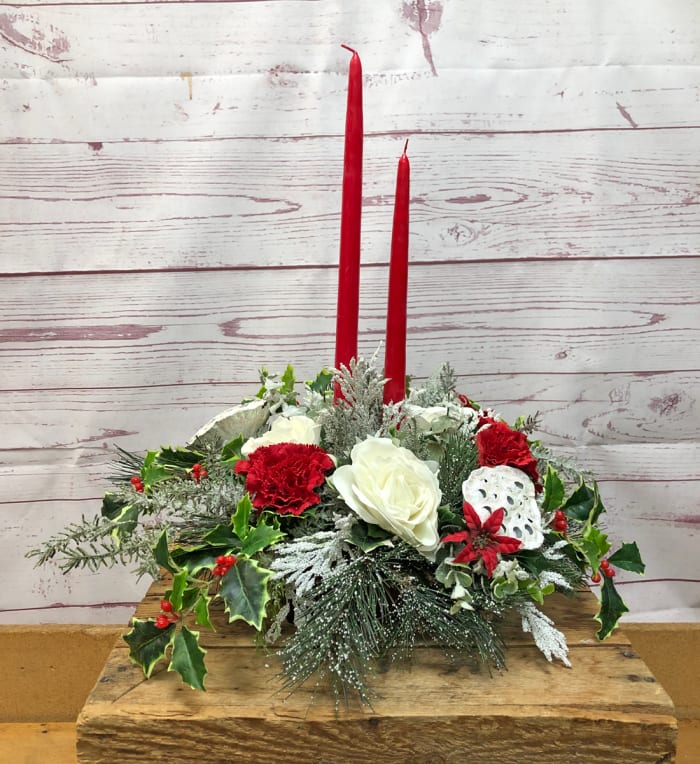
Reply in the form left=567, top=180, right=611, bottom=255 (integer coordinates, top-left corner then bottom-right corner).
left=541, top=465, right=645, bottom=639
left=123, top=494, right=283, bottom=690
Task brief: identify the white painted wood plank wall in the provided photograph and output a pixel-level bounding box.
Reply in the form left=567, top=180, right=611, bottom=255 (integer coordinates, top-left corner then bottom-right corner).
left=1, top=0, right=698, bottom=624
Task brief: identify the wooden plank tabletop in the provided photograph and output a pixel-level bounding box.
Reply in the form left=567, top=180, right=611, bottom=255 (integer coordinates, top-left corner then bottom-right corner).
left=77, top=579, right=677, bottom=763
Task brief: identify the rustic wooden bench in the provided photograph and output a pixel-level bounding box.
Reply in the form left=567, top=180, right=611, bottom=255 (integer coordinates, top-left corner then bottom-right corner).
left=77, top=578, right=677, bottom=763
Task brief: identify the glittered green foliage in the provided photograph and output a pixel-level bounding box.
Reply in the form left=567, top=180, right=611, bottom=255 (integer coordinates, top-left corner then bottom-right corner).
left=219, top=558, right=272, bottom=629
left=168, top=625, right=207, bottom=690
left=438, top=431, right=478, bottom=510
left=609, top=542, right=645, bottom=574
left=279, top=556, right=392, bottom=705
left=157, top=447, right=203, bottom=470
left=595, top=575, right=629, bottom=640
left=388, top=584, right=505, bottom=670
left=124, top=618, right=175, bottom=678
left=308, top=369, right=333, bottom=395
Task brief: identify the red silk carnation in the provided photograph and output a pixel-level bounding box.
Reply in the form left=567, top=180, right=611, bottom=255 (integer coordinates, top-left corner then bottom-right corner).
left=234, top=442, right=334, bottom=516
left=476, top=420, right=540, bottom=489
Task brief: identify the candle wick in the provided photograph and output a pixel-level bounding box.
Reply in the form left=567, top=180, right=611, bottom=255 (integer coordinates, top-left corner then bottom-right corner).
left=341, top=43, right=358, bottom=56
left=403, top=138, right=409, bottom=155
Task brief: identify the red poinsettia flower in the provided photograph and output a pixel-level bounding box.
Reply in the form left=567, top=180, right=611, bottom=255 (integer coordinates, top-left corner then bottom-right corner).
left=234, top=442, right=334, bottom=516
left=476, top=420, right=541, bottom=490
left=441, top=502, right=522, bottom=577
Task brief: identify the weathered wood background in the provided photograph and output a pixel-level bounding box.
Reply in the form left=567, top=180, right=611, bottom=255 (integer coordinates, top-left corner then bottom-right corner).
left=1, top=0, right=698, bottom=624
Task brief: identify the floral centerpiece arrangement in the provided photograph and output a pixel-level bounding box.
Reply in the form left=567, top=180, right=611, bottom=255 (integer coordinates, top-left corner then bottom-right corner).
left=31, top=357, right=644, bottom=703
left=30, top=47, right=643, bottom=704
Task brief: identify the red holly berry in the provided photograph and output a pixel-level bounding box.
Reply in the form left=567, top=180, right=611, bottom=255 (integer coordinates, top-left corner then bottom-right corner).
left=591, top=572, right=601, bottom=583
left=212, top=566, right=224, bottom=577
left=160, top=599, right=173, bottom=613
left=600, top=559, right=611, bottom=570
left=130, top=476, right=144, bottom=493
left=603, top=565, right=616, bottom=578
left=215, top=555, right=227, bottom=565
left=223, top=555, right=237, bottom=566
left=155, top=614, right=170, bottom=629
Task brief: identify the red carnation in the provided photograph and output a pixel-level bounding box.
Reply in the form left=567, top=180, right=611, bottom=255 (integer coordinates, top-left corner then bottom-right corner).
left=442, top=503, right=521, bottom=578
left=476, top=420, right=540, bottom=489
left=234, top=442, right=334, bottom=516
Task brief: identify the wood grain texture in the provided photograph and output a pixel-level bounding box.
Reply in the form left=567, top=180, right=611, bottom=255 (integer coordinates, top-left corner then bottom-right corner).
left=1, top=0, right=699, bottom=624
left=75, top=579, right=677, bottom=764
left=3, top=130, right=700, bottom=273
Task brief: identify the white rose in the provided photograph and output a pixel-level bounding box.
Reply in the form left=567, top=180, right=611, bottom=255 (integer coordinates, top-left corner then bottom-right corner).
left=241, top=414, right=321, bottom=456
left=331, top=437, right=441, bottom=554
left=403, top=403, right=478, bottom=435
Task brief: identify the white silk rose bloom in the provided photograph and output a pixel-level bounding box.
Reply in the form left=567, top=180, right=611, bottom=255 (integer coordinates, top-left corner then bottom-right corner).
left=332, top=437, right=441, bottom=555
left=241, top=414, right=321, bottom=456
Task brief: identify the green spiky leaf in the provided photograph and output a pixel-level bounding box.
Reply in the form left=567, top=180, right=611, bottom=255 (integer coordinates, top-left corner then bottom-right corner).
left=542, top=465, right=566, bottom=512
left=124, top=618, right=175, bottom=678
left=219, top=558, right=272, bottom=630
left=608, top=542, right=645, bottom=574
left=141, top=450, right=171, bottom=487
left=348, top=520, right=394, bottom=553
left=101, top=492, right=129, bottom=521
left=233, top=494, right=253, bottom=541
left=110, top=503, right=140, bottom=543
left=221, top=435, right=245, bottom=462
left=280, top=365, right=296, bottom=395
left=153, top=529, right=178, bottom=574
left=595, top=575, right=629, bottom=640
left=562, top=480, right=602, bottom=524
left=193, top=592, right=214, bottom=630
left=168, top=569, right=189, bottom=612
left=168, top=625, right=207, bottom=690
left=308, top=369, right=333, bottom=394
left=157, top=447, right=203, bottom=470
left=580, top=525, right=611, bottom=571
left=203, top=524, right=239, bottom=548
left=240, top=517, right=285, bottom=556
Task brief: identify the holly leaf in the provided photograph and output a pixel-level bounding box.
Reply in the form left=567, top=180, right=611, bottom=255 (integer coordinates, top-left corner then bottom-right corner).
left=141, top=450, right=171, bottom=487
left=193, top=592, right=214, bottom=630
left=168, top=625, right=207, bottom=691
left=221, top=435, right=245, bottom=462
left=168, top=569, right=189, bottom=612
left=203, top=524, right=239, bottom=548
left=580, top=525, right=611, bottom=570
left=541, top=465, right=565, bottom=512
left=240, top=518, right=285, bottom=557
left=608, top=542, right=645, bottom=575
left=123, top=618, right=175, bottom=678
left=280, top=365, right=296, bottom=396
left=101, top=492, right=128, bottom=520
left=233, top=494, right=253, bottom=541
left=219, top=558, right=272, bottom=630
left=153, top=529, right=178, bottom=574
left=348, top=520, right=394, bottom=553
left=595, top=575, right=629, bottom=640
left=171, top=546, right=222, bottom=574
left=157, top=447, right=202, bottom=470
left=562, top=480, right=602, bottom=524
left=308, top=369, right=333, bottom=395
left=110, top=503, right=140, bottom=543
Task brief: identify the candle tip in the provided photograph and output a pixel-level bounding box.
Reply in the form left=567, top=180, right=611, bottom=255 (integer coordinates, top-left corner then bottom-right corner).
left=341, top=43, right=357, bottom=56
left=403, top=138, right=409, bottom=155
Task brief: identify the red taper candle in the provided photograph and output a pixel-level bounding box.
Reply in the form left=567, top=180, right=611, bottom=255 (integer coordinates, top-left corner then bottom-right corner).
left=334, top=45, right=363, bottom=387
left=383, top=140, right=410, bottom=405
